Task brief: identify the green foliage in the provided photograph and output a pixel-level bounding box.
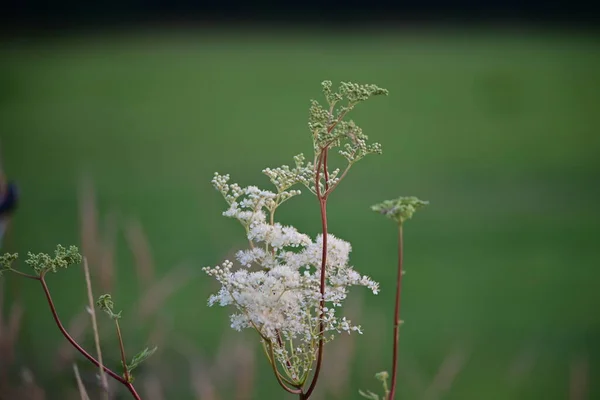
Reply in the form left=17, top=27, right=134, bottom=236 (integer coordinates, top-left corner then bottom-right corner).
left=126, top=346, right=158, bottom=378
left=262, top=154, right=313, bottom=193
left=1, top=245, right=82, bottom=276
left=371, top=196, right=429, bottom=225
left=0, top=252, right=18, bottom=277
left=310, top=81, right=387, bottom=154
left=25, top=245, right=82, bottom=275
left=96, top=293, right=122, bottom=320
left=264, top=80, right=388, bottom=198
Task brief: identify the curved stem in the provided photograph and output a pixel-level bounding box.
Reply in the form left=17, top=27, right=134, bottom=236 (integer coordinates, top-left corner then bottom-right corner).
left=302, top=107, right=351, bottom=398
left=388, top=224, right=403, bottom=400
left=304, top=153, right=329, bottom=399
left=266, top=341, right=303, bottom=394
left=39, top=275, right=142, bottom=400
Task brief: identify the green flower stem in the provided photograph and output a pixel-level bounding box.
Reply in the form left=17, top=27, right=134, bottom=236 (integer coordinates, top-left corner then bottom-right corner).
left=266, top=341, right=303, bottom=395
left=7, top=268, right=38, bottom=280
left=114, top=319, right=131, bottom=382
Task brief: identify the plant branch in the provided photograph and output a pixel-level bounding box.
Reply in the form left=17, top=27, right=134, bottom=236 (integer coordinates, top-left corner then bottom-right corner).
left=115, top=320, right=130, bottom=382
left=304, top=147, right=330, bottom=399
left=389, top=223, right=404, bottom=400
left=38, top=274, right=142, bottom=400
left=7, top=268, right=39, bottom=280
left=266, top=341, right=303, bottom=395
left=323, top=149, right=329, bottom=193
left=325, top=161, right=353, bottom=196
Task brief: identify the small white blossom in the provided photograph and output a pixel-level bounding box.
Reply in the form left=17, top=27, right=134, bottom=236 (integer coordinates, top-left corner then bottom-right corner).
left=235, top=248, right=267, bottom=267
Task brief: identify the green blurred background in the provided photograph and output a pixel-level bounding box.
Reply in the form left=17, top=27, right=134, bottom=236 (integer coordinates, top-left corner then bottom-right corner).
left=1, top=28, right=599, bottom=399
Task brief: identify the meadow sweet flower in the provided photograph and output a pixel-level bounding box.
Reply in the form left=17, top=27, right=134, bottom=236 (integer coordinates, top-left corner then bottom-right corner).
left=205, top=81, right=390, bottom=396
left=204, top=175, right=379, bottom=383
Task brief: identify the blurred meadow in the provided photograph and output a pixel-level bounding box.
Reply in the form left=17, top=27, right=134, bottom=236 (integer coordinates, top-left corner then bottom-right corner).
left=0, top=27, right=599, bottom=399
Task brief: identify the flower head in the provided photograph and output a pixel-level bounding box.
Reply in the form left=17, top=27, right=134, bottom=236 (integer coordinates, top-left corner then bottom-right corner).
left=371, top=196, right=429, bottom=224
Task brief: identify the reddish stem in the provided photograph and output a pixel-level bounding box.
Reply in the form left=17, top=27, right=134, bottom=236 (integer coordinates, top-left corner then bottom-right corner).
left=388, top=224, right=404, bottom=400
left=38, top=275, right=142, bottom=400
left=304, top=149, right=329, bottom=399
left=302, top=110, right=347, bottom=399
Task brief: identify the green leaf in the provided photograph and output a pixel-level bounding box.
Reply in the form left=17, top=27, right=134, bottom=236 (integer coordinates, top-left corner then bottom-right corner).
left=127, top=346, right=158, bottom=374
left=358, top=389, right=381, bottom=400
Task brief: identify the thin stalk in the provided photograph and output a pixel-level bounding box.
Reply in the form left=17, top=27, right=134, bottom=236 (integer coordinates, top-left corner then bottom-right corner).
left=388, top=224, right=404, bottom=400
left=83, top=258, right=109, bottom=398
left=266, top=342, right=303, bottom=395
left=323, top=150, right=329, bottom=192
left=72, top=363, right=91, bottom=400
left=38, top=274, right=142, bottom=400
left=300, top=107, right=353, bottom=399
left=115, top=320, right=130, bottom=382
left=304, top=149, right=329, bottom=399
left=7, top=269, right=38, bottom=280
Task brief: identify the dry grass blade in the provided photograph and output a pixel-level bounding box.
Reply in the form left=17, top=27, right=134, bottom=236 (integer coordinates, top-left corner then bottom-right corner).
left=135, top=264, right=196, bottom=321
left=79, top=176, right=99, bottom=265
left=142, top=374, right=165, bottom=400
left=73, top=364, right=91, bottom=400
left=0, top=279, right=4, bottom=337
left=212, top=335, right=256, bottom=392
left=4, top=301, right=24, bottom=364
left=399, top=358, right=428, bottom=395
left=214, top=333, right=238, bottom=377
left=6, top=302, right=23, bottom=344
left=190, top=358, right=220, bottom=400
left=0, top=280, right=24, bottom=386
left=125, top=218, right=156, bottom=288
left=423, top=347, right=470, bottom=400
left=569, top=355, right=589, bottom=400
left=234, top=339, right=256, bottom=400
left=98, top=212, right=118, bottom=293
left=147, top=314, right=171, bottom=352
left=506, top=346, right=537, bottom=386
left=83, top=257, right=110, bottom=398
left=16, top=368, right=46, bottom=400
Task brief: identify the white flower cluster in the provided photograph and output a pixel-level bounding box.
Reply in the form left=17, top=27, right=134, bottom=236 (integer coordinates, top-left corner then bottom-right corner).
left=204, top=217, right=379, bottom=340
left=212, top=172, right=302, bottom=228
left=205, top=175, right=379, bottom=378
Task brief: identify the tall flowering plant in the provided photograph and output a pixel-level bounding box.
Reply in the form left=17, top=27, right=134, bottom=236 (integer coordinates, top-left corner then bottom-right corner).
left=205, top=81, right=428, bottom=399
